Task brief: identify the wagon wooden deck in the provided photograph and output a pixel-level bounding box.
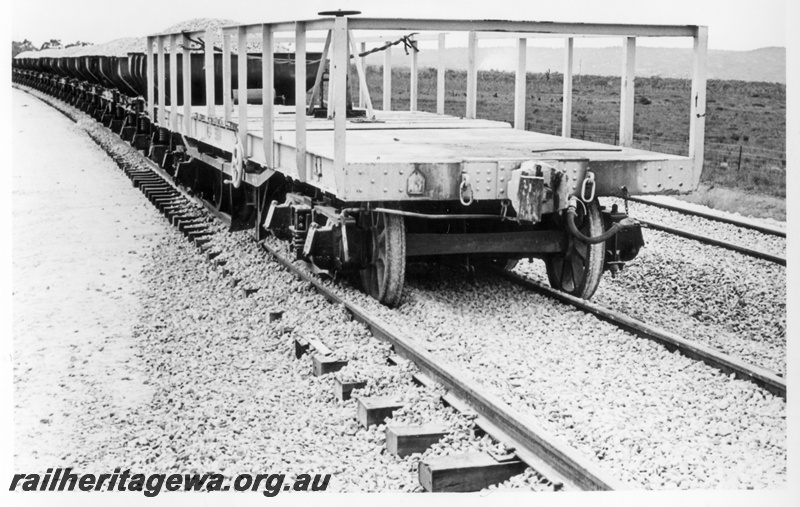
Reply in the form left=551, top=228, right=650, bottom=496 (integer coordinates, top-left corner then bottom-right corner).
left=174, top=105, right=685, bottom=159
left=169, top=105, right=693, bottom=198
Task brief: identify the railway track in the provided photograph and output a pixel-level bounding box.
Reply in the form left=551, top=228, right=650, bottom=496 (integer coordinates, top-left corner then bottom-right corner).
left=600, top=198, right=786, bottom=266
left=127, top=140, right=629, bottom=492
left=16, top=84, right=621, bottom=491
left=624, top=195, right=786, bottom=238
left=603, top=195, right=787, bottom=265
left=17, top=82, right=786, bottom=491
left=604, top=196, right=786, bottom=266
left=260, top=238, right=630, bottom=491
left=494, top=269, right=786, bottom=399
left=124, top=149, right=787, bottom=485
left=638, top=220, right=785, bottom=266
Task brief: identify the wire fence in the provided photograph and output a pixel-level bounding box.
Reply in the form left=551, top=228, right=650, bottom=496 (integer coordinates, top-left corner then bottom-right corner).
left=525, top=121, right=786, bottom=175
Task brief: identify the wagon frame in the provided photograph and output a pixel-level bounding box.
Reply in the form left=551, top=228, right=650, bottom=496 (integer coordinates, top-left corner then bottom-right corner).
left=147, top=14, right=708, bottom=305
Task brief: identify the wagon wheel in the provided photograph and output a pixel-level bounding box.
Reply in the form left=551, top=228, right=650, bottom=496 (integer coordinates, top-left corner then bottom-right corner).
left=210, top=170, right=227, bottom=212
left=545, top=199, right=605, bottom=299
left=474, top=256, right=518, bottom=272
left=492, top=258, right=518, bottom=271
left=359, top=211, right=406, bottom=307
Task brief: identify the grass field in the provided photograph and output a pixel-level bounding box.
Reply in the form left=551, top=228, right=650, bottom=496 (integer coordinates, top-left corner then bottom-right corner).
left=364, top=67, right=786, bottom=220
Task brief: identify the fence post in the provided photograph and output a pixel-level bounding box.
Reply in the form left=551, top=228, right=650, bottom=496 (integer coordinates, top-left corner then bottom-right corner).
left=737, top=145, right=743, bottom=172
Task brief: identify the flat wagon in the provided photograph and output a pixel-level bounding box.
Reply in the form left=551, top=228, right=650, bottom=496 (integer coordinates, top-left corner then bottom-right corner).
left=14, top=13, right=709, bottom=307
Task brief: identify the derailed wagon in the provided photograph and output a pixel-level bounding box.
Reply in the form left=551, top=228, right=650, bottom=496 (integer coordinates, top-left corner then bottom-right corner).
left=13, top=13, right=708, bottom=307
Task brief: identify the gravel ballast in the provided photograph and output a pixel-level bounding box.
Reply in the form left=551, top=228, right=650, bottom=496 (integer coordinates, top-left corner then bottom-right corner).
left=185, top=230, right=556, bottom=491
left=514, top=208, right=786, bottom=375
left=12, top=85, right=555, bottom=492
left=74, top=37, right=146, bottom=57
left=332, top=263, right=787, bottom=489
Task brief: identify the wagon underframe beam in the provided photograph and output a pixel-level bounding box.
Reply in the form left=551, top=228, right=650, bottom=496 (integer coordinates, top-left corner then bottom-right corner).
left=405, top=231, right=566, bottom=257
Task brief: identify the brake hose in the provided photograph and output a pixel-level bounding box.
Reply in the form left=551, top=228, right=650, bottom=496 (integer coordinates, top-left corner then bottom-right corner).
left=565, top=197, right=638, bottom=244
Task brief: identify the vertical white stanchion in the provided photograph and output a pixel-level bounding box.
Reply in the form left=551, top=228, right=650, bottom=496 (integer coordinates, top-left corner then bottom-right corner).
left=619, top=37, right=636, bottom=147
left=514, top=38, right=527, bottom=130
left=561, top=37, right=574, bottom=138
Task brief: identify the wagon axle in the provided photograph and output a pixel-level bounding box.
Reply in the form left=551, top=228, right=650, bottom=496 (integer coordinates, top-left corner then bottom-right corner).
left=263, top=190, right=643, bottom=306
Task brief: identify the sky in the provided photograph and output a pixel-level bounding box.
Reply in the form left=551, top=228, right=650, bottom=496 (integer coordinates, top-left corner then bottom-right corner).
left=10, top=0, right=788, bottom=51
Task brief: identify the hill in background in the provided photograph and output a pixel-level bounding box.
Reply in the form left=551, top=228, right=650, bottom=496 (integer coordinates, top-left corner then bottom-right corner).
left=365, top=46, right=785, bottom=84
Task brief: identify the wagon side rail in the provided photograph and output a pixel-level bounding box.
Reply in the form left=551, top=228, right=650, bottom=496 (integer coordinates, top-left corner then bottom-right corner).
left=145, top=16, right=707, bottom=192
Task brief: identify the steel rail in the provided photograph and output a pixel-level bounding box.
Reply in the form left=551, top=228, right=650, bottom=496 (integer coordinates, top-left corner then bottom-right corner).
left=139, top=155, right=236, bottom=226
left=640, top=219, right=786, bottom=266
left=49, top=77, right=628, bottom=489
left=494, top=269, right=786, bottom=400
left=258, top=240, right=630, bottom=491
left=626, top=195, right=786, bottom=238
left=134, top=149, right=629, bottom=488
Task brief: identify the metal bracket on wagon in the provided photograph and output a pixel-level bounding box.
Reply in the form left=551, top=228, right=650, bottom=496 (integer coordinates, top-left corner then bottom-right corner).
left=507, top=162, right=547, bottom=223
left=301, top=213, right=365, bottom=272
left=265, top=194, right=366, bottom=272
left=507, top=160, right=589, bottom=221
left=566, top=196, right=639, bottom=245
left=264, top=193, right=309, bottom=240
left=602, top=204, right=645, bottom=274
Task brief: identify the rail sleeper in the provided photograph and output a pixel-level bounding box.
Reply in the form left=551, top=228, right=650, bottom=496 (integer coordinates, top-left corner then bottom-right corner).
left=385, top=424, right=448, bottom=458
left=312, top=355, right=348, bottom=377
left=357, top=396, right=404, bottom=428
left=333, top=378, right=368, bottom=401
left=418, top=452, right=527, bottom=492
